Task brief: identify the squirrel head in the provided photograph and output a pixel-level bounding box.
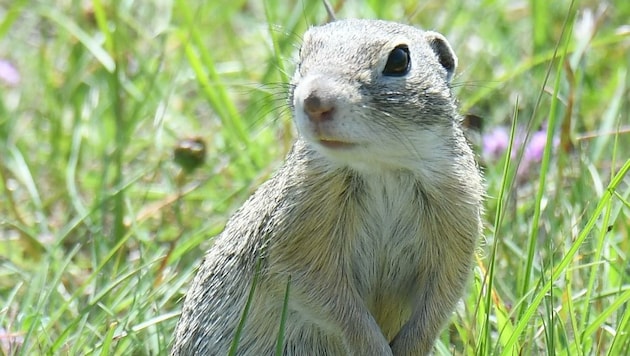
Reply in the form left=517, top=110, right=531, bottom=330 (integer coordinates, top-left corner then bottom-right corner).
left=290, top=19, right=464, bottom=177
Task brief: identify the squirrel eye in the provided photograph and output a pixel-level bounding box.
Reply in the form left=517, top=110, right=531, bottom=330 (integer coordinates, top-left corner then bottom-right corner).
left=383, top=45, right=410, bottom=76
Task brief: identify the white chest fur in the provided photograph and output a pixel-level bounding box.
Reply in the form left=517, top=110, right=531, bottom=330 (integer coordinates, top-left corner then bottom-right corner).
left=347, top=173, right=430, bottom=339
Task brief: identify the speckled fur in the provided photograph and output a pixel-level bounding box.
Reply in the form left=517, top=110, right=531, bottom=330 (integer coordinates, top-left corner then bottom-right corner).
left=172, top=19, right=483, bottom=356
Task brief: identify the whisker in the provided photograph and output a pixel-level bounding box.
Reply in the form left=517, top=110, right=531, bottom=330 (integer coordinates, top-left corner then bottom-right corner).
left=450, top=80, right=502, bottom=90
left=359, top=104, right=430, bottom=165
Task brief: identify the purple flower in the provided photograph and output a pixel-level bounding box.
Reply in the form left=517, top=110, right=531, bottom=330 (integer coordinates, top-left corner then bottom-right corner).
left=523, top=130, right=548, bottom=163
left=482, top=127, right=510, bottom=160
left=0, top=327, right=24, bottom=354
left=0, top=59, right=20, bottom=86
left=483, top=125, right=558, bottom=179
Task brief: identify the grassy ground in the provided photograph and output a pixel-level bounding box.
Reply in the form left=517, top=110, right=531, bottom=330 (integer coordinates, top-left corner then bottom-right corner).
left=1, top=0, right=629, bottom=355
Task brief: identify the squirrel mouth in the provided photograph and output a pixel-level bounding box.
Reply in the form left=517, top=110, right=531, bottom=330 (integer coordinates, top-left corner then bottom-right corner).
left=317, top=139, right=356, bottom=149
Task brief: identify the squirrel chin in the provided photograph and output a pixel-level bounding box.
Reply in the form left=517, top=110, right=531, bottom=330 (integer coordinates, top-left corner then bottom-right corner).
left=316, top=139, right=356, bottom=149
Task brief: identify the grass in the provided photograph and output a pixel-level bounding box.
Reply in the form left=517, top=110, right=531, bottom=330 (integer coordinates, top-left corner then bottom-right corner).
left=0, top=0, right=629, bottom=354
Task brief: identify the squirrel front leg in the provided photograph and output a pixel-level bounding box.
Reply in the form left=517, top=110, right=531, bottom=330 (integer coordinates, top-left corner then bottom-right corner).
left=285, top=270, right=394, bottom=356
left=389, top=253, right=474, bottom=356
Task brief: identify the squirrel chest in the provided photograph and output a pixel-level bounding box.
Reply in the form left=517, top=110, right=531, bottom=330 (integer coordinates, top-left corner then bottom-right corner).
left=265, top=156, right=444, bottom=341
left=347, top=173, right=431, bottom=339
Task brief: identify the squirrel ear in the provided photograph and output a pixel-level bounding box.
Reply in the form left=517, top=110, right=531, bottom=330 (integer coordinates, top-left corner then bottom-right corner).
left=424, top=32, right=458, bottom=82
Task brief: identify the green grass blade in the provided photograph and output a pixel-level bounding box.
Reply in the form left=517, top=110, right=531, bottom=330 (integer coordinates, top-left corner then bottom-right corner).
left=275, top=275, right=291, bottom=355
left=228, top=257, right=263, bottom=356
left=39, top=7, right=115, bottom=72
left=501, top=158, right=630, bottom=354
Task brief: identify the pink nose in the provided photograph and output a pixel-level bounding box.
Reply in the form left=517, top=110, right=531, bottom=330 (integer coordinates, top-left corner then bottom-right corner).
left=303, top=93, right=335, bottom=122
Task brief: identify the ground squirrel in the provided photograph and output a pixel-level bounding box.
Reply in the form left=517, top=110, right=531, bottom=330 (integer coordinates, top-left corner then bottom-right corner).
left=172, top=19, right=483, bottom=355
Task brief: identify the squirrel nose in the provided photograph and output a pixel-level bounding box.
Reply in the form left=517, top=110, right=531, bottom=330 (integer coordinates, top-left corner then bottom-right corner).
left=303, top=92, right=335, bottom=122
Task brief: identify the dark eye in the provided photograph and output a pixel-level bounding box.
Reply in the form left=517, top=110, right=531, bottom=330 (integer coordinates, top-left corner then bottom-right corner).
left=383, top=45, right=410, bottom=76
